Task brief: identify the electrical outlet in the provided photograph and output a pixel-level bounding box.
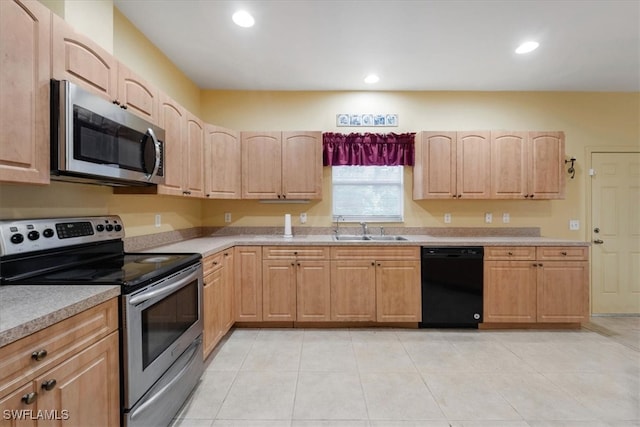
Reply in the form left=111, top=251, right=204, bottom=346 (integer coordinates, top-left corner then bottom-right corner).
left=569, top=220, right=580, bottom=230
left=444, top=213, right=451, bottom=224
left=485, top=212, right=493, bottom=223
left=155, top=214, right=161, bottom=228
left=502, top=213, right=510, bottom=223
left=300, top=213, right=307, bottom=224
left=224, top=212, right=232, bottom=223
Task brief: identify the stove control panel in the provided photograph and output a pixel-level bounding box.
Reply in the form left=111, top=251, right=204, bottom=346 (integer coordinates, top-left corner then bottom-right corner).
left=0, top=216, right=125, bottom=256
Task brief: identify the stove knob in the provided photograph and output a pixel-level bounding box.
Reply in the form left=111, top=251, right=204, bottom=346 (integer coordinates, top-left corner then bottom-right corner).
left=114, top=224, right=122, bottom=232
left=96, top=224, right=105, bottom=232
left=43, top=228, right=54, bottom=238
left=10, top=233, right=24, bottom=244
left=27, top=231, right=40, bottom=241
left=106, top=224, right=114, bottom=232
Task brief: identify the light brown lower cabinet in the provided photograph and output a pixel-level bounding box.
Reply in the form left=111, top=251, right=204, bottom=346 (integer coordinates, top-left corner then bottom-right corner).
left=0, top=299, right=120, bottom=427
left=203, top=250, right=235, bottom=358
left=330, top=260, right=377, bottom=321
left=484, top=246, right=589, bottom=323
left=376, top=260, right=421, bottom=322
left=235, top=246, right=263, bottom=322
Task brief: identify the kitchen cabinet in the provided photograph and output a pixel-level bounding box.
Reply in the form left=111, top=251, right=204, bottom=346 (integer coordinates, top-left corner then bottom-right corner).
left=202, top=249, right=235, bottom=358
left=330, top=246, right=420, bottom=322
left=52, top=13, right=117, bottom=100
left=117, top=63, right=159, bottom=123
left=491, top=131, right=565, bottom=199
left=156, top=93, right=187, bottom=197
left=0, top=299, right=119, bottom=426
left=241, top=131, right=322, bottom=199
left=484, top=246, right=588, bottom=323
left=204, top=125, right=241, bottom=199
left=184, top=112, right=205, bottom=198
left=413, top=131, right=490, bottom=199
left=234, top=246, right=263, bottom=322
left=262, top=247, right=331, bottom=322
left=0, top=0, right=51, bottom=185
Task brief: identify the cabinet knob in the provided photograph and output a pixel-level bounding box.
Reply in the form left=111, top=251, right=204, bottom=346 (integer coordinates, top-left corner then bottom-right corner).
left=371, top=262, right=375, bottom=266
left=31, top=349, right=48, bottom=361
left=538, top=263, right=544, bottom=267
left=224, top=252, right=229, bottom=257
left=507, top=251, right=513, bottom=256
left=561, top=251, right=567, bottom=256
left=121, top=104, right=128, bottom=110
left=212, top=261, right=218, bottom=266
left=112, top=99, right=120, bottom=106
left=532, top=263, right=538, bottom=267
left=21, top=392, right=37, bottom=405
left=457, top=194, right=462, bottom=198
left=42, top=379, right=57, bottom=391
left=291, top=263, right=295, bottom=266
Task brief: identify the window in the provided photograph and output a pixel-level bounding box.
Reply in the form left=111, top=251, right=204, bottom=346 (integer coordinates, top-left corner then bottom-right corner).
left=332, top=166, right=404, bottom=222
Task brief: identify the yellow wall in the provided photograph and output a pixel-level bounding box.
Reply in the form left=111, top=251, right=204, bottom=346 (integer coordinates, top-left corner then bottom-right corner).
left=200, top=90, right=640, bottom=240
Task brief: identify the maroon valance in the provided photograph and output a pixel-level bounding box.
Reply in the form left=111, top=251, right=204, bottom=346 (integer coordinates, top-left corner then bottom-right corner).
left=323, top=132, right=415, bottom=166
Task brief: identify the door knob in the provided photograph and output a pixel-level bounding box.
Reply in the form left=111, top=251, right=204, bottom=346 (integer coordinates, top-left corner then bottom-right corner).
left=593, top=239, right=604, bottom=244
left=594, top=227, right=600, bottom=233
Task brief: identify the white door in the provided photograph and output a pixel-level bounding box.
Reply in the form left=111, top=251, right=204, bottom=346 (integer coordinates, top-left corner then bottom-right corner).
left=591, top=152, right=640, bottom=314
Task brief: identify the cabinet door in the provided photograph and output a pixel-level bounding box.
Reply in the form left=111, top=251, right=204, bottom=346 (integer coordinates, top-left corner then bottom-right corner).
left=282, top=131, right=322, bottom=199
left=0, top=0, right=50, bottom=185
left=484, top=261, right=537, bottom=322
left=297, top=261, right=331, bottom=322
left=491, top=131, right=529, bottom=199
left=457, top=131, right=491, bottom=199
left=51, top=13, right=117, bottom=100
left=35, top=332, right=119, bottom=427
left=241, top=132, right=282, bottom=199
left=185, top=113, right=204, bottom=198
left=330, top=261, right=376, bottom=321
left=157, top=93, right=186, bottom=196
left=203, top=270, right=222, bottom=358
left=529, top=132, right=565, bottom=199
left=263, top=260, right=297, bottom=321
left=413, top=132, right=457, bottom=199
left=0, top=383, right=37, bottom=427
left=221, top=251, right=235, bottom=332
left=537, top=261, right=589, bottom=323
left=234, top=247, right=263, bottom=321
left=376, top=261, right=421, bottom=322
left=204, top=125, right=241, bottom=199
left=117, top=63, right=158, bottom=123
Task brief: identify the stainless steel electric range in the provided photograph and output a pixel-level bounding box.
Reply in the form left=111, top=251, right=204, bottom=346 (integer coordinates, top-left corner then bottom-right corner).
left=0, top=216, right=204, bottom=427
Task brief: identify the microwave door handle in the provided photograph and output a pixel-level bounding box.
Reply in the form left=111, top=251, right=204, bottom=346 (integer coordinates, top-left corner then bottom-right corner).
left=146, top=127, right=161, bottom=180
left=129, top=270, right=197, bottom=305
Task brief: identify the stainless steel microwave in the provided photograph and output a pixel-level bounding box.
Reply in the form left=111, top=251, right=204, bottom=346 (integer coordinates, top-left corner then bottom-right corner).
left=51, top=80, right=165, bottom=186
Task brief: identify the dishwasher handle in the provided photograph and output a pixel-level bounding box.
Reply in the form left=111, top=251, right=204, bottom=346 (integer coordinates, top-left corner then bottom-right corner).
left=421, top=247, right=484, bottom=258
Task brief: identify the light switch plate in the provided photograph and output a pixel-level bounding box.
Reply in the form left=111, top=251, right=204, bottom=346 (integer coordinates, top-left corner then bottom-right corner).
left=155, top=214, right=161, bottom=227
left=569, top=220, right=580, bottom=230
left=300, top=213, right=307, bottom=224
left=502, top=213, right=510, bottom=223
left=444, top=213, right=451, bottom=224
left=485, top=213, right=492, bottom=223
left=224, top=212, right=232, bottom=223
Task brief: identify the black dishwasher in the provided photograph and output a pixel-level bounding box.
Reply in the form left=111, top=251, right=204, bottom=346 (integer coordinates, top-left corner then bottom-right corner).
left=419, top=246, right=484, bottom=328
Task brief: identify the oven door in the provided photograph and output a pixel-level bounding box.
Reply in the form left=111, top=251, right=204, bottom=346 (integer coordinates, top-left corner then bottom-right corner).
left=122, top=262, right=203, bottom=409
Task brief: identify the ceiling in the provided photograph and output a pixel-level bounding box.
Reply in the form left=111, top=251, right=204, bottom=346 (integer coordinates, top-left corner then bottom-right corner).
left=114, top=0, right=640, bottom=92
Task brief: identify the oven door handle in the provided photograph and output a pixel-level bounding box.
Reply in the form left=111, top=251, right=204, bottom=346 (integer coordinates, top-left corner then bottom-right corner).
left=128, top=337, right=202, bottom=420
left=129, top=270, right=197, bottom=306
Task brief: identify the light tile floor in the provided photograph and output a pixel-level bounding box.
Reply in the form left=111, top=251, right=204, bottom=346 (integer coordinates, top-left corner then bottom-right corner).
left=172, top=317, right=640, bottom=427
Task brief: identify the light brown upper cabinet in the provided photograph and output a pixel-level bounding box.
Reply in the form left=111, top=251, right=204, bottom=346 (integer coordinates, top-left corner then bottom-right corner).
left=491, top=131, right=565, bottom=199
left=241, top=131, right=322, bottom=199
left=413, top=131, right=491, bottom=199
left=0, top=0, right=51, bottom=185
left=117, top=63, right=159, bottom=123
left=184, top=113, right=205, bottom=198
left=52, top=13, right=117, bottom=100
left=204, top=125, right=241, bottom=199
left=156, top=93, right=187, bottom=197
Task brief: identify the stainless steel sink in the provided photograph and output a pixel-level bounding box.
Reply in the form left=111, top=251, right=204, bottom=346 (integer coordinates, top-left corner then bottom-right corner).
left=333, top=235, right=408, bottom=241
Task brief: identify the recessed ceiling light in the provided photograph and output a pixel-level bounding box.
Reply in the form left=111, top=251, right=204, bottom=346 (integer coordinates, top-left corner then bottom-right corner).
left=515, top=41, right=539, bottom=54
left=364, top=74, right=380, bottom=84
left=232, top=10, right=255, bottom=28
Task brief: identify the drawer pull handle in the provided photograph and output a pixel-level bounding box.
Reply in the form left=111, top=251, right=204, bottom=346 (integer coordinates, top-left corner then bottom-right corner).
left=561, top=251, right=567, bottom=256
left=31, top=349, right=48, bottom=361
left=21, top=392, right=37, bottom=405
left=212, top=261, right=218, bottom=266
left=508, top=251, right=513, bottom=256
left=42, top=379, right=57, bottom=391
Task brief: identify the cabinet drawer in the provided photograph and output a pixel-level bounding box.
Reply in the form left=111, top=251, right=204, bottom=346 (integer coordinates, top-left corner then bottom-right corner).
left=0, top=298, right=118, bottom=398
left=263, top=246, right=330, bottom=260
left=203, top=252, right=224, bottom=277
left=536, top=246, right=588, bottom=261
left=484, top=246, right=536, bottom=260
left=331, top=246, right=419, bottom=260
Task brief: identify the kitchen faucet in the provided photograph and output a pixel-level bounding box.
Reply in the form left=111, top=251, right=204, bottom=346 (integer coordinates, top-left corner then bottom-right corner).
left=334, top=215, right=344, bottom=237
left=360, top=221, right=368, bottom=236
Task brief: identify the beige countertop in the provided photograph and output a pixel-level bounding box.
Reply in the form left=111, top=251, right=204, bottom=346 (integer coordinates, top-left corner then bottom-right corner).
left=147, top=234, right=590, bottom=258
left=0, top=285, right=120, bottom=347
